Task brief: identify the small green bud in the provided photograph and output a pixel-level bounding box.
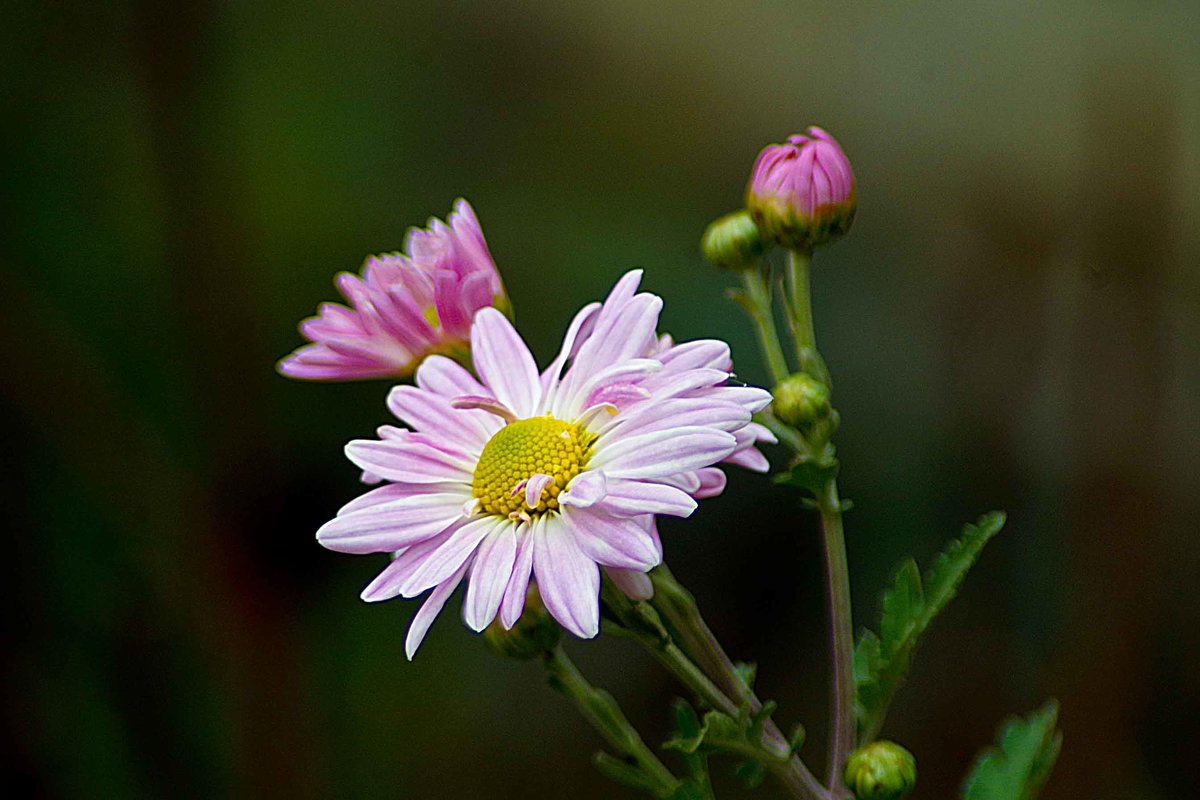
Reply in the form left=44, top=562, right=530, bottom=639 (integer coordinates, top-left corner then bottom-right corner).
left=844, top=741, right=917, bottom=800
left=483, top=586, right=562, bottom=660
left=772, top=373, right=831, bottom=427
left=701, top=210, right=767, bottom=271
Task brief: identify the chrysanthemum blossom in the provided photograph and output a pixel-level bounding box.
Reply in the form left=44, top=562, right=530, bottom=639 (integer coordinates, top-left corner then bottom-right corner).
left=746, top=127, right=857, bottom=250
left=317, top=271, right=773, bottom=658
left=278, top=199, right=507, bottom=380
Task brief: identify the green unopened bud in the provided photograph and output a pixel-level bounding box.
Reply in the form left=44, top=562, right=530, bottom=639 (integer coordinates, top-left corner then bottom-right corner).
left=701, top=210, right=767, bottom=271
left=772, top=373, right=831, bottom=427
left=845, top=741, right=916, bottom=800
left=483, top=586, right=562, bottom=660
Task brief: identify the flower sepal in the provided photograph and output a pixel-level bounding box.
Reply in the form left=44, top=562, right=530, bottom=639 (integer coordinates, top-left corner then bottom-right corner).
left=484, top=586, right=562, bottom=660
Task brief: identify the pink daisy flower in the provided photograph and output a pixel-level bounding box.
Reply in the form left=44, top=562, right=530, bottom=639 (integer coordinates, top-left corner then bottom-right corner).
left=317, top=271, right=772, bottom=657
left=278, top=199, right=508, bottom=381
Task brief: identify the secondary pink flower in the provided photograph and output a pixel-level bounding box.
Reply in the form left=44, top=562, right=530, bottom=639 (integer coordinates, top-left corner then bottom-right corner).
left=278, top=199, right=507, bottom=380
left=746, top=127, right=857, bottom=249
left=317, top=271, right=772, bottom=657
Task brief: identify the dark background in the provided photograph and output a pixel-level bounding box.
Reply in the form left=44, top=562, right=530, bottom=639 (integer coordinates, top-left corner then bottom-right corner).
left=4, top=1, right=1198, bottom=798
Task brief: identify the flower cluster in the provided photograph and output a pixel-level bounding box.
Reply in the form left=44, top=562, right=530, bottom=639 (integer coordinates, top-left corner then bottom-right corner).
left=314, top=270, right=773, bottom=657
left=278, top=199, right=506, bottom=381
left=279, top=195, right=778, bottom=656
left=274, top=127, right=1061, bottom=800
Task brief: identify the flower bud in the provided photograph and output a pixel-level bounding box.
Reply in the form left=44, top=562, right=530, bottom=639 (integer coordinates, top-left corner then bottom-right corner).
left=746, top=127, right=856, bottom=250
left=844, top=741, right=916, bottom=800
left=701, top=210, right=767, bottom=271
left=772, top=373, right=831, bottom=427
left=483, top=586, right=562, bottom=660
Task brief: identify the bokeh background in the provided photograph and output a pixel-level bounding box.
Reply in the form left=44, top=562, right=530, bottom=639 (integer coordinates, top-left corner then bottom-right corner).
left=4, top=1, right=1199, bottom=798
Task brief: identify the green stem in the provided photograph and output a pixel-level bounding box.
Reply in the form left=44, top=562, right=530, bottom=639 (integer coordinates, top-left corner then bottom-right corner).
left=784, top=249, right=831, bottom=386
left=755, top=409, right=809, bottom=455
left=543, top=645, right=682, bottom=798
left=776, top=247, right=851, bottom=793
left=786, top=249, right=816, bottom=351
left=741, top=267, right=791, bottom=385
left=650, top=567, right=831, bottom=800
left=650, top=566, right=752, bottom=708
left=817, top=479, right=854, bottom=797
left=602, top=580, right=736, bottom=715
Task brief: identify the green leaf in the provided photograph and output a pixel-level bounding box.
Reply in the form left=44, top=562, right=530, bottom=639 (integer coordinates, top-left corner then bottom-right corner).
left=774, top=457, right=839, bottom=494
left=787, top=722, right=806, bottom=756
left=962, top=701, right=1062, bottom=800
left=747, top=701, right=778, bottom=743
left=924, top=512, right=1006, bottom=617
left=856, top=512, right=1007, bottom=741
left=664, top=709, right=744, bottom=755
left=734, top=759, right=767, bottom=789
left=880, top=559, right=923, bottom=646
left=664, top=702, right=791, bottom=768
left=733, top=661, right=758, bottom=692
left=671, top=699, right=703, bottom=741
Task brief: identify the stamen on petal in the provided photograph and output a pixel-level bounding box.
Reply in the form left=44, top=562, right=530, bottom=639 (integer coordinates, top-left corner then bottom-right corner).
left=576, top=402, right=619, bottom=430
left=452, top=395, right=519, bottom=423
left=472, top=416, right=595, bottom=518
left=524, top=473, right=553, bottom=509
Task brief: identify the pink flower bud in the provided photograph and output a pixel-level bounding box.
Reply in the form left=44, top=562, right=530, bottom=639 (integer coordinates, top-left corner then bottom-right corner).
left=746, top=127, right=857, bottom=250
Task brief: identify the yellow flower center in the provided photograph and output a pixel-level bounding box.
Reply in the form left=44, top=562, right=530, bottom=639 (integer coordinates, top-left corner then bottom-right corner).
left=472, top=416, right=594, bottom=518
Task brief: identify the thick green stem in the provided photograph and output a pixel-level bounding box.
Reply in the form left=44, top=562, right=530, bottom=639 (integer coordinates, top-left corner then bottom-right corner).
left=601, top=580, right=736, bottom=715
left=650, top=567, right=831, bottom=800
left=785, top=249, right=816, bottom=352
left=818, top=480, right=854, bottom=797
left=755, top=409, right=809, bottom=454
left=741, top=267, right=791, bottom=385
left=784, top=249, right=831, bottom=386
left=543, top=646, right=682, bottom=798
left=650, top=566, right=751, bottom=708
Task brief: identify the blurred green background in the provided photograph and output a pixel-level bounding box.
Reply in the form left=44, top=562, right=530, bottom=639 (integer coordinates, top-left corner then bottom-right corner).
left=4, top=1, right=1199, bottom=798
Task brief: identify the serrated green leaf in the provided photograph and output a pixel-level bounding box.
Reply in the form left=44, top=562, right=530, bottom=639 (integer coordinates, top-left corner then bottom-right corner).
left=853, top=630, right=882, bottom=685
left=852, top=630, right=883, bottom=724
left=856, top=512, right=1007, bottom=741
left=880, top=559, right=923, bottom=646
left=924, top=512, right=1007, bottom=617
left=962, top=701, right=1062, bottom=800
